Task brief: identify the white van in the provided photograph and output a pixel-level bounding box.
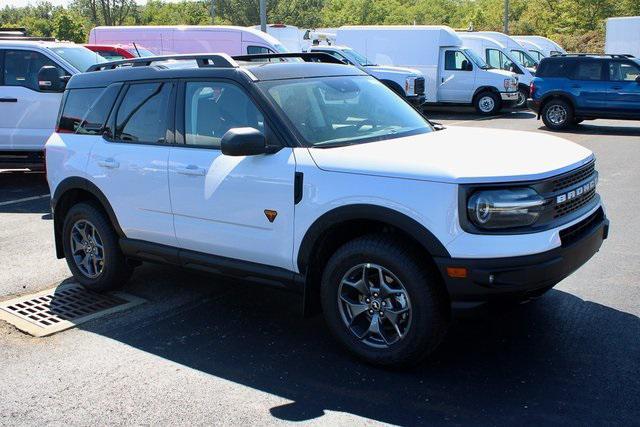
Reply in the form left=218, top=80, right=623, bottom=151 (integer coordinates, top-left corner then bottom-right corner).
left=336, top=25, right=519, bottom=115
left=513, top=35, right=567, bottom=59
left=89, top=25, right=288, bottom=56
left=0, top=39, right=104, bottom=169
left=471, top=31, right=539, bottom=73
left=605, top=17, right=640, bottom=58
left=252, top=24, right=303, bottom=52
left=458, top=33, right=534, bottom=108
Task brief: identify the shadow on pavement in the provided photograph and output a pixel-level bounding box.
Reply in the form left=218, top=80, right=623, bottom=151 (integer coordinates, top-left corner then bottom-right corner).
left=538, top=123, right=640, bottom=138
left=78, top=265, right=640, bottom=425
left=0, top=170, right=50, bottom=214
left=426, top=110, right=536, bottom=122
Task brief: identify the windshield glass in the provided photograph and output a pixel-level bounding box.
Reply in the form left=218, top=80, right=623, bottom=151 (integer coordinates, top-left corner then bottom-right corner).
left=512, top=49, right=538, bottom=68
left=342, top=48, right=375, bottom=66
left=126, top=46, right=155, bottom=57
left=274, top=43, right=289, bottom=53
left=463, top=49, right=490, bottom=69
left=48, top=46, right=106, bottom=72
left=260, top=76, right=432, bottom=147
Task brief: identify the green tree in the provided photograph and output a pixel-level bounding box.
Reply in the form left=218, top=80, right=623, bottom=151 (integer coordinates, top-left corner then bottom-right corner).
left=52, top=9, right=87, bottom=42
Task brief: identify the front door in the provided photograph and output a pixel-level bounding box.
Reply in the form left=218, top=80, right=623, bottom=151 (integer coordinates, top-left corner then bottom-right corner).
left=0, top=49, right=68, bottom=152
left=437, top=49, right=475, bottom=103
left=606, top=59, right=640, bottom=115
left=570, top=59, right=608, bottom=112
left=168, top=80, right=296, bottom=270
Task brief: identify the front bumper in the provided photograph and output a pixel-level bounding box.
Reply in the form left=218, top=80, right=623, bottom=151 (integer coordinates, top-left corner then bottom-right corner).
left=406, top=94, right=426, bottom=105
left=434, top=208, right=609, bottom=302
left=500, top=91, right=519, bottom=107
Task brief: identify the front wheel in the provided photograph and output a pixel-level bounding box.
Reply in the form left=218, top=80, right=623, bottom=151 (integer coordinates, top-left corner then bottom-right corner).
left=516, top=88, right=528, bottom=108
left=321, top=234, right=449, bottom=367
left=474, top=91, right=501, bottom=115
left=541, top=99, right=574, bottom=130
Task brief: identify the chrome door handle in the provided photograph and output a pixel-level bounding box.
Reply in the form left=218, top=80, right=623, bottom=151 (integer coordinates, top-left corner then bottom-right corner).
left=177, top=165, right=205, bottom=176
left=97, top=158, right=119, bottom=168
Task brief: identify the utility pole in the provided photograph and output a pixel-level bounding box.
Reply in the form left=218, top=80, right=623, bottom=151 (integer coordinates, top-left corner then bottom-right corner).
left=210, top=0, right=215, bottom=23
left=503, top=0, right=509, bottom=34
left=260, top=0, right=267, bottom=32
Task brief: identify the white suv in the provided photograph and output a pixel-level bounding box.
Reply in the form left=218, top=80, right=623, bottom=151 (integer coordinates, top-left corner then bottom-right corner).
left=0, top=39, right=103, bottom=169
left=46, top=54, right=609, bottom=366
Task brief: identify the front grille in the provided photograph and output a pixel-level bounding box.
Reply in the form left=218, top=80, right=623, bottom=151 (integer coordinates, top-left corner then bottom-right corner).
left=551, top=161, right=595, bottom=192
left=414, top=77, right=425, bottom=95
left=554, top=187, right=597, bottom=218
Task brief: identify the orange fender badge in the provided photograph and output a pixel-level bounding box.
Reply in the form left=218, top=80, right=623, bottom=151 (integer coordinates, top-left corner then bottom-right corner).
left=264, top=209, right=278, bottom=223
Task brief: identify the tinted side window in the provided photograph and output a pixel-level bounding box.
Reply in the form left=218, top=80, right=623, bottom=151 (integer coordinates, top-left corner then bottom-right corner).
left=59, top=87, right=119, bottom=134
left=185, top=81, right=265, bottom=148
left=3, top=50, right=67, bottom=91
left=247, top=46, right=273, bottom=54
left=115, top=82, right=172, bottom=144
left=537, top=59, right=574, bottom=78
left=445, top=51, right=471, bottom=71
left=572, top=61, right=604, bottom=81
left=609, top=60, right=640, bottom=82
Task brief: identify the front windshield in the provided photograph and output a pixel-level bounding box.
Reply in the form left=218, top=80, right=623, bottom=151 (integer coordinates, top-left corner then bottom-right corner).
left=260, top=76, right=432, bottom=147
left=463, top=49, right=490, bottom=69
left=342, top=48, right=375, bottom=66
left=512, top=49, right=538, bottom=68
left=274, top=43, right=289, bottom=53
left=48, top=46, right=106, bottom=72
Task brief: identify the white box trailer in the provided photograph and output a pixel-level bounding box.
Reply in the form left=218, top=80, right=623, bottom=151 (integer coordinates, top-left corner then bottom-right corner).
left=252, top=24, right=303, bottom=52
left=336, top=25, right=519, bottom=115
left=606, top=17, right=640, bottom=58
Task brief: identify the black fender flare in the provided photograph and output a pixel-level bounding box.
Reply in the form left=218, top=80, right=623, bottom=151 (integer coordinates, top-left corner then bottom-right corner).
left=539, top=91, right=577, bottom=110
left=52, top=177, right=125, bottom=258
left=296, top=204, right=450, bottom=273
left=380, top=79, right=406, bottom=97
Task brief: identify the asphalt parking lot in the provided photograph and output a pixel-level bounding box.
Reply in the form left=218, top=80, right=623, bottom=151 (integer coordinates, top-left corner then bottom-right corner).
left=1, top=111, right=639, bottom=425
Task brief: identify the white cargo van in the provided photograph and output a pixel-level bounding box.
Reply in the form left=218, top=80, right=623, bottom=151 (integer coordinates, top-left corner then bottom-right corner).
left=605, top=17, right=640, bottom=58
left=336, top=25, right=519, bottom=115
left=470, top=31, right=539, bottom=73
left=458, top=33, right=534, bottom=108
left=513, top=35, right=567, bottom=59
left=89, top=25, right=287, bottom=56
left=252, top=24, right=303, bottom=52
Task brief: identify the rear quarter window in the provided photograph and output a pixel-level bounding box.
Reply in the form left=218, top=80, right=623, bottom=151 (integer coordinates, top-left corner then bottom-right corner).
left=58, top=85, right=120, bottom=134
left=536, top=59, right=574, bottom=78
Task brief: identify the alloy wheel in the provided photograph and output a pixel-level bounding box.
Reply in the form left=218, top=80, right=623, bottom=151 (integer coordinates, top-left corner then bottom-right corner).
left=547, top=104, right=567, bottom=125
left=70, top=219, right=105, bottom=279
left=337, top=263, right=412, bottom=349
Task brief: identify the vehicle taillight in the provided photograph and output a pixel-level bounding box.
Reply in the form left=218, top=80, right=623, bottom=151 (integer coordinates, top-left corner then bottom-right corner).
left=530, top=81, right=536, bottom=97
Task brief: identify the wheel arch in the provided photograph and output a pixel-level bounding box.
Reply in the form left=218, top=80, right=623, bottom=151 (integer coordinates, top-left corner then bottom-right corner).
left=472, top=85, right=501, bottom=100
left=51, top=177, right=124, bottom=259
left=380, top=79, right=406, bottom=97
left=539, top=92, right=576, bottom=112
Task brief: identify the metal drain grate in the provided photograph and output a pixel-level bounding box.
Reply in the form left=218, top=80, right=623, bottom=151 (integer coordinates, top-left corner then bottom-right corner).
left=0, top=283, right=145, bottom=337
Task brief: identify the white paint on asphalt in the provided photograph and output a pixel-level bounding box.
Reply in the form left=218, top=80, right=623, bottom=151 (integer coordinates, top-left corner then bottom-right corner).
left=0, top=194, right=49, bottom=207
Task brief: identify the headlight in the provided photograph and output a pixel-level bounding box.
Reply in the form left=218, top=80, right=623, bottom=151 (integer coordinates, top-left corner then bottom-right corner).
left=405, top=77, right=416, bottom=95
left=503, top=78, right=517, bottom=91
left=467, top=188, right=546, bottom=229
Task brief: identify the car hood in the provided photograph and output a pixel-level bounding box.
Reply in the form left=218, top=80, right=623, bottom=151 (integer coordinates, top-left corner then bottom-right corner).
left=307, top=126, right=593, bottom=184
left=364, top=65, right=422, bottom=76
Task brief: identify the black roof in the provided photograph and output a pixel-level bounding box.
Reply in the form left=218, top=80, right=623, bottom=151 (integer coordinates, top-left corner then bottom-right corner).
left=68, top=53, right=366, bottom=89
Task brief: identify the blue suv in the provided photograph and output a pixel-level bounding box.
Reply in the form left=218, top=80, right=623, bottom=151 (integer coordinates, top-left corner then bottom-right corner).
left=528, top=54, right=640, bottom=130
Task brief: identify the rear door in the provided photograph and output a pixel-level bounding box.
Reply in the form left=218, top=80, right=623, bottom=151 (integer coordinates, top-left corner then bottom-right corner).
left=437, top=49, right=475, bottom=103
left=606, top=59, right=640, bottom=115
left=85, top=80, right=177, bottom=247
left=0, top=48, right=69, bottom=152
left=569, top=59, right=608, bottom=112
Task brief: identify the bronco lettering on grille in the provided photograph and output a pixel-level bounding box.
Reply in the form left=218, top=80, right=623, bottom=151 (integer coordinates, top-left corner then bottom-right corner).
left=556, top=179, right=596, bottom=204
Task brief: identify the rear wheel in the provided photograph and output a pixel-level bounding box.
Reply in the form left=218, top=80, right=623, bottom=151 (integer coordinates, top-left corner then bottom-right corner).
left=541, top=99, right=574, bottom=130
left=474, top=91, right=501, bottom=115
left=321, top=234, right=449, bottom=367
left=62, top=202, right=132, bottom=291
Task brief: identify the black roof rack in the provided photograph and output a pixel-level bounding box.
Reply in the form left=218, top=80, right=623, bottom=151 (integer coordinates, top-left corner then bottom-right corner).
left=87, top=53, right=238, bottom=72
left=232, top=52, right=345, bottom=64
left=553, top=53, right=635, bottom=58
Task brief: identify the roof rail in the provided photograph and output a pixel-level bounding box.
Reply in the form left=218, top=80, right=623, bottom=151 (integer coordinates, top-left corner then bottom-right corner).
left=553, top=53, right=635, bottom=58
left=0, top=27, right=27, bottom=34
left=86, top=53, right=238, bottom=72
left=232, top=52, right=345, bottom=64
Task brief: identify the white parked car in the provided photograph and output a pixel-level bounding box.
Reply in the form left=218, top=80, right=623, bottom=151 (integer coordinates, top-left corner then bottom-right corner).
left=309, top=45, right=425, bottom=104
left=0, top=39, right=104, bottom=169
left=337, top=26, right=519, bottom=115
left=46, top=54, right=608, bottom=366
left=458, top=33, right=535, bottom=108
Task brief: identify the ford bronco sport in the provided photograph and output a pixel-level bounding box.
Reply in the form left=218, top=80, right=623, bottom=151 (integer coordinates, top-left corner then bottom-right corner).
left=46, top=53, right=609, bottom=366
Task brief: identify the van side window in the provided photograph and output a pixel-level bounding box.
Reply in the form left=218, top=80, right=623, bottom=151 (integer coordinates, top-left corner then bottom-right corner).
left=115, top=82, right=172, bottom=144
left=247, top=46, right=273, bottom=55
left=444, top=51, right=471, bottom=71
left=3, top=50, right=67, bottom=91
left=184, top=81, right=265, bottom=148
left=58, top=86, right=120, bottom=134
left=486, top=49, right=514, bottom=71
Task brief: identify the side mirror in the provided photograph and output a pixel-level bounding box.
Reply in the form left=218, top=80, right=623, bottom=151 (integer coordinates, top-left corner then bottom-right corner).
left=221, top=127, right=268, bottom=156
left=38, top=66, right=67, bottom=92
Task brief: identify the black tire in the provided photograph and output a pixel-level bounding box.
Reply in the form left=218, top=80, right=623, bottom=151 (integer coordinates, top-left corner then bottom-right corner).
left=320, top=234, right=449, bottom=367
left=541, top=99, right=574, bottom=130
left=474, top=91, right=501, bottom=115
left=516, top=88, right=528, bottom=109
left=62, top=202, right=132, bottom=291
